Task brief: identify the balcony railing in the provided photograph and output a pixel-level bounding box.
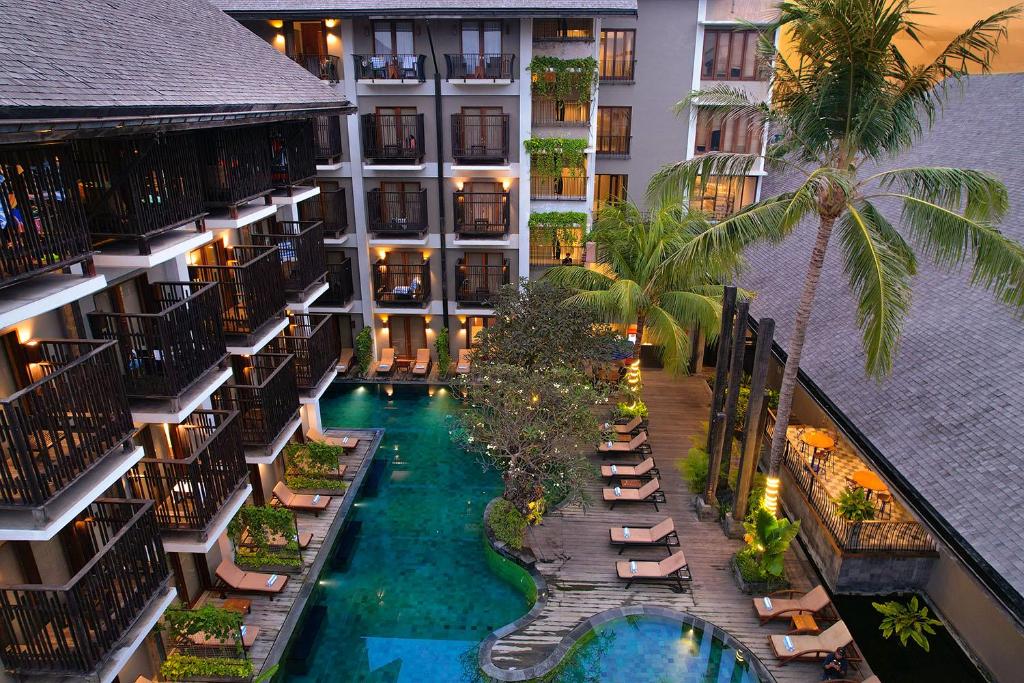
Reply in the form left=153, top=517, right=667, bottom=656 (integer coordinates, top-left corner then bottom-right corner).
left=0, top=340, right=134, bottom=509
left=213, top=354, right=299, bottom=450
left=1, top=145, right=93, bottom=288
left=532, top=97, right=591, bottom=126
left=596, top=135, right=632, bottom=158
left=530, top=174, right=587, bottom=200
left=249, top=221, right=328, bottom=299
left=352, top=54, right=426, bottom=81
left=127, top=411, right=247, bottom=533
left=270, top=315, right=340, bottom=393
left=373, top=260, right=431, bottom=306
left=299, top=187, right=348, bottom=238
left=199, top=125, right=274, bottom=209
left=313, top=115, right=343, bottom=165
left=533, top=18, right=595, bottom=42
left=529, top=241, right=585, bottom=267
left=321, top=259, right=355, bottom=307
left=188, top=245, right=286, bottom=340
left=0, top=500, right=169, bottom=676
left=270, top=120, right=317, bottom=189
left=367, top=188, right=429, bottom=235
left=454, top=190, right=510, bottom=237
left=600, top=58, right=636, bottom=83
left=74, top=134, right=205, bottom=253
left=88, top=282, right=227, bottom=401
left=360, top=113, right=425, bottom=164
left=451, top=114, right=510, bottom=164
left=444, top=54, right=516, bottom=80
left=291, top=53, right=341, bottom=82
left=456, top=258, right=509, bottom=305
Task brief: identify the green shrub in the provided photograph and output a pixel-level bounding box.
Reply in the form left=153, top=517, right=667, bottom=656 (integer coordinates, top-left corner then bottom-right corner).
left=679, top=446, right=709, bottom=492
left=734, top=547, right=772, bottom=583
left=614, top=399, right=648, bottom=419
left=741, top=508, right=800, bottom=578
left=286, top=440, right=343, bottom=475
left=286, top=474, right=348, bottom=492
left=527, top=55, right=597, bottom=102
left=436, top=327, right=451, bottom=377
left=227, top=505, right=296, bottom=550
left=236, top=547, right=303, bottom=570
left=355, top=326, right=373, bottom=374
left=524, top=137, right=588, bottom=175
left=836, top=487, right=876, bottom=521
left=160, top=654, right=253, bottom=681
left=873, top=596, right=943, bottom=652
left=488, top=499, right=527, bottom=550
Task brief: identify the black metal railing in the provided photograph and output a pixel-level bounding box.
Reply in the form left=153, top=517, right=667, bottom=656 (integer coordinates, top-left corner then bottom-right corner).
left=451, top=114, right=510, bottom=164
left=127, top=411, right=247, bottom=533
left=270, top=120, right=317, bottom=189
left=0, top=145, right=93, bottom=288
left=532, top=97, right=590, bottom=126
left=360, top=113, right=425, bottom=164
left=249, top=221, right=328, bottom=298
left=600, top=58, right=636, bottom=83
left=453, top=191, right=510, bottom=237
left=321, top=259, right=355, bottom=306
left=313, top=115, right=343, bottom=165
left=269, top=315, right=339, bottom=392
left=213, top=354, right=299, bottom=450
left=0, top=500, right=169, bottom=676
left=299, top=187, right=348, bottom=238
left=88, top=282, right=227, bottom=401
left=0, top=340, right=134, bottom=508
left=456, top=258, right=509, bottom=305
left=529, top=241, right=585, bottom=267
left=352, top=54, right=426, bottom=81
left=367, top=189, right=428, bottom=235
left=530, top=174, right=587, bottom=200
left=291, top=53, right=341, bottom=82
left=188, top=245, right=286, bottom=339
left=373, top=260, right=431, bottom=305
left=596, top=135, right=631, bottom=158
left=533, top=18, right=595, bottom=42
left=444, top=54, right=516, bottom=80
left=199, top=125, right=274, bottom=208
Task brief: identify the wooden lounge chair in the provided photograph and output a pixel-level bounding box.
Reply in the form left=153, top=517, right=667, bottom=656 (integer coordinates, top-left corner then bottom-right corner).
left=616, top=550, right=691, bottom=593
left=189, top=624, right=260, bottom=649
left=411, top=348, right=431, bottom=376
left=376, top=347, right=395, bottom=375
left=609, top=517, right=679, bottom=555
left=214, top=559, right=289, bottom=599
left=456, top=348, right=472, bottom=374
left=338, top=348, right=354, bottom=374
left=597, top=431, right=649, bottom=454
left=769, top=620, right=857, bottom=665
left=601, top=457, right=658, bottom=481
left=272, top=481, right=331, bottom=516
left=754, top=585, right=834, bottom=624
left=602, top=477, right=665, bottom=510
left=610, top=415, right=642, bottom=434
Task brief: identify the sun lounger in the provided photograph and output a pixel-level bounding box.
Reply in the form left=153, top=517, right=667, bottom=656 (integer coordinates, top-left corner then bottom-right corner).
left=754, top=585, right=834, bottom=624
left=616, top=550, right=691, bottom=593
left=597, top=431, right=649, bottom=454
left=609, top=415, right=642, bottom=434
left=376, top=347, right=395, bottom=375
left=602, top=477, right=665, bottom=511
left=601, top=457, right=658, bottom=481
left=215, top=559, right=289, bottom=600
left=456, top=348, right=472, bottom=374
left=609, top=517, right=679, bottom=555
left=411, top=348, right=431, bottom=376
left=338, top=348, right=354, bottom=374
left=272, top=481, right=331, bottom=515
left=189, top=624, right=260, bottom=649
left=769, top=620, right=857, bottom=665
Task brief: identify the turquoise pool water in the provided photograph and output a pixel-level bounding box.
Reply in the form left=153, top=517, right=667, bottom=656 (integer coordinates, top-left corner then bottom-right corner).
left=281, top=384, right=532, bottom=682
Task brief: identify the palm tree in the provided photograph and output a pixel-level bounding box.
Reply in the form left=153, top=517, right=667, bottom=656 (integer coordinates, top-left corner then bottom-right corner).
left=648, top=0, right=1024, bottom=482
left=544, top=200, right=739, bottom=374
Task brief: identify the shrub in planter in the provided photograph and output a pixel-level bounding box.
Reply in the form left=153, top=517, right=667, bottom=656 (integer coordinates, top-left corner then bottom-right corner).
left=527, top=56, right=597, bottom=102
left=737, top=507, right=800, bottom=583
left=285, top=440, right=346, bottom=492
left=835, top=487, right=876, bottom=521
left=436, top=327, right=451, bottom=378
left=355, top=326, right=373, bottom=375
left=679, top=446, right=709, bottom=493
left=524, top=137, right=588, bottom=176
left=487, top=499, right=527, bottom=550
left=614, top=399, right=648, bottom=419
left=228, top=505, right=303, bottom=571
left=160, top=654, right=254, bottom=682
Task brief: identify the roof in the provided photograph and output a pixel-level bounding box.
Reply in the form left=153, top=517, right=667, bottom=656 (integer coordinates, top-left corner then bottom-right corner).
left=741, top=73, right=1024, bottom=617
left=0, top=0, right=351, bottom=132
left=211, top=0, right=637, bottom=18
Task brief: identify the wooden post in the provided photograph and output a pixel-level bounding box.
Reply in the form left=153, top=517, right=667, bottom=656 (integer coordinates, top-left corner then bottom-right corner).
left=733, top=318, right=775, bottom=522
left=720, top=300, right=750, bottom=482
left=704, top=411, right=728, bottom=505
left=706, top=286, right=736, bottom=453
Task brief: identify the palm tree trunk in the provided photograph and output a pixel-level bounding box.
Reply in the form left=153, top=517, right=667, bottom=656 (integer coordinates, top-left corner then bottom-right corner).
left=767, top=215, right=837, bottom=479
left=634, top=314, right=646, bottom=359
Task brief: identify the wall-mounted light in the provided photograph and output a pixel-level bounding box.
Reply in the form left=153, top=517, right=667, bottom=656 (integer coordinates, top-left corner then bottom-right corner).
left=422, top=251, right=430, bottom=260
left=273, top=34, right=285, bottom=48
left=377, top=248, right=388, bottom=260
left=424, top=315, right=432, bottom=324
left=269, top=19, right=284, bottom=28
left=501, top=179, right=511, bottom=191
left=455, top=180, right=464, bottom=191
left=380, top=314, right=389, bottom=323
left=324, top=18, right=338, bottom=28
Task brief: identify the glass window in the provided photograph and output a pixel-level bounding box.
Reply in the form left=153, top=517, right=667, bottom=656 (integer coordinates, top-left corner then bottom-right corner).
left=462, top=20, right=502, bottom=54
left=691, top=176, right=758, bottom=220
left=596, top=107, right=631, bottom=156
left=594, top=174, right=628, bottom=213
left=374, top=21, right=414, bottom=55
left=701, top=30, right=761, bottom=81
left=694, top=108, right=762, bottom=155
left=599, top=30, right=636, bottom=81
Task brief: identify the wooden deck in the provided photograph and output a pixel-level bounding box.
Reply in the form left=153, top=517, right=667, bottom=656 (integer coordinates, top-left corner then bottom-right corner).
left=486, top=371, right=835, bottom=682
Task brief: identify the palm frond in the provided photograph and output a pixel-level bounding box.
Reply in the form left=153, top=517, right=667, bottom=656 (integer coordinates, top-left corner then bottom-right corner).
left=647, top=153, right=759, bottom=207
left=659, top=291, right=723, bottom=343
left=644, top=305, right=690, bottom=376
left=562, top=289, right=627, bottom=322
left=544, top=264, right=615, bottom=291
left=873, top=167, right=1009, bottom=222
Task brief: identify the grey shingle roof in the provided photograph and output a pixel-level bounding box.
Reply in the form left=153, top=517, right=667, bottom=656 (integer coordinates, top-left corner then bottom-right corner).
left=0, top=0, right=350, bottom=121
left=741, top=73, right=1024, bottom=610
left=212, top=0, right=636, bottom=16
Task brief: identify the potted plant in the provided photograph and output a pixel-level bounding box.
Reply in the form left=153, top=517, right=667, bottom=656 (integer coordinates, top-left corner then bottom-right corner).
left=161, top=606, right=252, bottom=682
left=228, top=505, right=305, bottom=574
left=732, top=507, right=800, bottom=594
left=285, top=440, right=347, bottom=494
left=835, top=487, right=876, bottom=521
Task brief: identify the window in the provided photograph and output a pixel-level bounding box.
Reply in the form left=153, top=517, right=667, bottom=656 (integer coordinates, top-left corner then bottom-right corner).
left=374, top=106, right=418, bottom=152
left=387, top=315, right=427, bottom=359
left=702, top=29, right=761, bottom=81
left=594, top=174, right=628, bottom=213
left=374, top=20, right=414, bottom=55
left=294, top=21, right=326, bottom=57
left=596, top=107, right=631, bottom=157
left=379, top=181, right=422, bottom=222
left=465, top=316, right=496, bottom=347
left=533, top=19, right=594, bottom=42
left=461, top=20, right=501, bottom=54
left=691, top=176, right=757, bottom=220
left=694, top=108, right=762, bottom=155
left=599, top=29, right=635, bottom=82
left=457, top=106, right=504, bottom=156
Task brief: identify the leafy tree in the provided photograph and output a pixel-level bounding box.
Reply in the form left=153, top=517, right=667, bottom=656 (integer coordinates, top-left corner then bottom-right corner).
left=649, top=0, right=1024, bottom=481
left=873, top=596, right=943, bottom=651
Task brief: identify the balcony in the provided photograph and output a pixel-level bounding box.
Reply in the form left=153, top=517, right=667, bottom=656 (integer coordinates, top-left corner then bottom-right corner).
left=454, top=190, right=510, bottom=238
left=529, top=240, right=585, bottom=268
left=599, top=58, right=636, bottom=83
left=87, top=282, right=228, bottom=405
left=596, top=134, right=631, bottom=158
left=532, top=97, right=591, bottom=127
left=249, top=221, right=328, bottom=302
left=444, top=54, right=516, bottom=81
left=126, top=411, right=248, bottom=546
left=1, top=146, right=94, bottom=289
left=213, top=353, right=300, bottom=461
left=530, top=174, right=587, bottom=200
left=320, top=259, right=355, bottom=307
left=270, top=120, right=317, bottom=191
left=270, top=315, right=340, bottom=397
left=373, top=260, right=431, bottom=307
left=199, top=125, right=274, bottom=211
left=291, top=53, right=341, bottom=82
left=456, top=258, right=509, bottom=306
left=0, top=500, right=171, bottom=678
left=367, top=188, right=429, bottom=236
left=75, top=133, right=205, bottom=253
left=360, top=113, right=425, bottom=165
left=533, top=18, right=594, bottom=42
left=352, top=54, right=426, bottom=82
left=314, top=115, right=343, bottom=165
left=299, top=186, right=348, bottom=239
left=451, top=114, right=510, bottom=165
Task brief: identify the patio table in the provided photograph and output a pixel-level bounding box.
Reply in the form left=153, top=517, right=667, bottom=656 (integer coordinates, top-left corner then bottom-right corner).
left=851, top=469, right=888, bottom=498
left=801, top=429, right=835, bottom=450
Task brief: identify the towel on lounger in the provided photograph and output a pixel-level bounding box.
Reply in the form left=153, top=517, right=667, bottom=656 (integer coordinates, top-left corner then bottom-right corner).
left=312, top=494, right=321, bottom=504
left=623, top=527, right=630, bottom=539
left=763, top=597, right=773, bottom=610
left=629, top=561, right=638, bottom=575
left=610, top=464, right=618, bottom=474
left=613, top=486, right=621, bottom=497
left=266, top=574, right=279, bottom=587
left=783, top=636, right=795, bottom=652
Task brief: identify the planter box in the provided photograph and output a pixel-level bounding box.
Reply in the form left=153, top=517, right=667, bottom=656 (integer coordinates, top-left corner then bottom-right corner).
left=730, top=555, right=789, bottom=595
left=237, top=561, right=304, bottom=575
left=286, top=471, right=347, bottom=495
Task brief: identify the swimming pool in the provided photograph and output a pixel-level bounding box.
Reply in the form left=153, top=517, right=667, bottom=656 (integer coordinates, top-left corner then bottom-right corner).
left=280, top=384, right=533, bottom=682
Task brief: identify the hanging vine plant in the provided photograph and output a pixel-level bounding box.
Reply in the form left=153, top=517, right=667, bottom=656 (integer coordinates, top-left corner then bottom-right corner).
left=524, top=137, right=588, bottom=176
left=529, top=211, right=588, bottom=245
left=528, top=56, right=598, bottom=103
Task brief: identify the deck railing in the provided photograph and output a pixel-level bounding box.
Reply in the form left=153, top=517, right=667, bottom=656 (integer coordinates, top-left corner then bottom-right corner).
left=533, top=18, right=594, bottom=42
left=213, top=354, right=299, bottom=450
left=291, top=53, right=341, bottom=82
left=451, top=114, right=510, bottom=164
left=367, top=188, right=428, bottom=235
left=373, top=260, right=431, bottom=306
left=270, top=120, right=317, bottom=189
left=188, top=245, right=286, bottom=338
left=0, top=340, right=134, bottom=508
left=456, top=258, right=509, bottom=305
left=596, top=134, right=631, bottom=158
left=599, top=58, right=636, bottom=83
left=532, top=97, right=590, bottom=126
left=127, top=411, right=247, bottom=533
left=529, top=241, right=585, bottom=267
left=0, top=500, right=169, bottom=676
left=199, top=125, right=274, bottom=208
left=0, top=145, right=93, bottom=288
left=530, top=174, right=587, bottom=200
left=453, top=191, right=510, bottom=237
left=352, top=54, right=426, bottom=81
left=87, top=282, right=226, bottom=401
left=444, top=54, right=516, bottom=80
left=313, top=115, right=343, bottom=164
left=249, top=221, right=328, bottom=297
left=321, top=259, right=355, bottom=307
left=360, top=113, right=425, bottom=164
left=298, top=186, right=348, bottom=238
left=270, top=315, right=339, bottom=392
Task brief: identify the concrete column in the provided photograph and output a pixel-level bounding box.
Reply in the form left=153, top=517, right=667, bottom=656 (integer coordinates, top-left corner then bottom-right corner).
left=517, top=18, right=533, bottom=280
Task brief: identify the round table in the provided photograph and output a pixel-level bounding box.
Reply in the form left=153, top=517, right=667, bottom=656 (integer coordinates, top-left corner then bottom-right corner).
left=801, top=430, right=835, bottom=450
left=851, top=469, right=888, bottom=495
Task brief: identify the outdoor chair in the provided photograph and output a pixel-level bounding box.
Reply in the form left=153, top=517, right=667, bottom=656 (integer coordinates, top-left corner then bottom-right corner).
left=753, top=585, right=835, bottom=624
left=376, top=347, right=395, bottom=375
left=609, top=517, right=679, bottom=555
left=411, top=348, right=431, bottom=376
left=338, top=348, right=354, bottom=374
left=456, top=348, right=472, bottom=374
left=609, top=415, right=642, bottom=434
left=615, top=550, right=692, bottom=593
left=597, top=431, right=649, bottom=454
left=602, top=477, right=665, bottom=511
left=188, top=624, right=260, bottom=649
left=214, top=559, right=289, bottom=599
left=769, top=620, right=858, bottom=665
left=600, top=457, right=658, bottom=482
left=272, top=481, right=331, bottom=516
